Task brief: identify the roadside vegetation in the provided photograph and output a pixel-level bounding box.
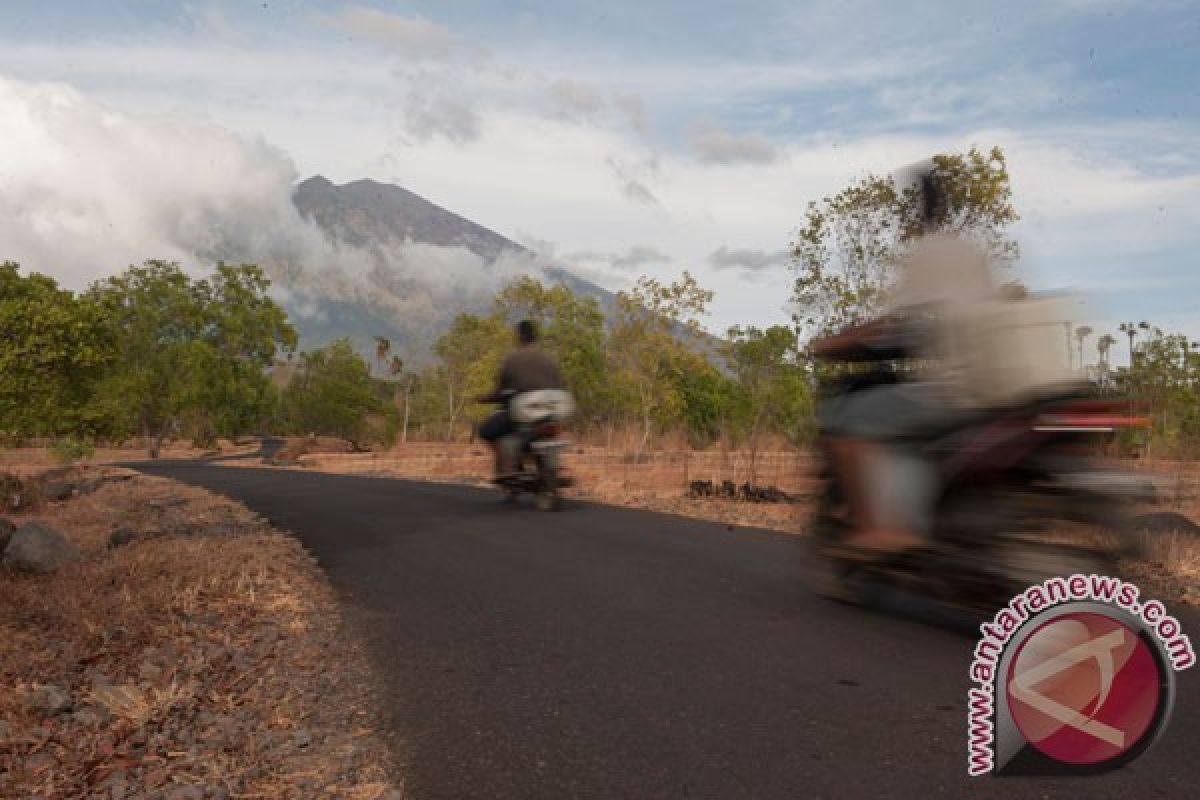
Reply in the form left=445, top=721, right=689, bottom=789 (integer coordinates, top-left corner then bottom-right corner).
left=4, top=145, right=1196, bottom=460
left=0, top=467, right=397, bottom=797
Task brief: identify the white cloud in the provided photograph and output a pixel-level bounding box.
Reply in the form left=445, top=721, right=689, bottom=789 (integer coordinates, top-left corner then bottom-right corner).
left=708, top=246, right=791, bottom=271
left=565, top=245, right=672, bottom=271
left=323, top=8, right=460, bottom=62
left=545, top=78, right=606, bottom=121
left=688, top=122, right=778, bottom=165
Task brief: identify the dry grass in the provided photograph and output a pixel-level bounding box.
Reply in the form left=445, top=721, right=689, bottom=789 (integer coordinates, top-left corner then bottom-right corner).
left=0, top=467, right=399, bottom=799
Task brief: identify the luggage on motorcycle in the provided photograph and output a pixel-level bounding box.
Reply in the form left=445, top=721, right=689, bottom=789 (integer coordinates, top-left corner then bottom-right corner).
left=951, top=292, right=1082, bottom=408
left=510, top=389, right=576, bottom=424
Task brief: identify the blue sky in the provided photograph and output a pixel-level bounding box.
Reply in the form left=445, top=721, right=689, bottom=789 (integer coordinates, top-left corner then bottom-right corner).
left=0, top=1, right=1197, bottom=353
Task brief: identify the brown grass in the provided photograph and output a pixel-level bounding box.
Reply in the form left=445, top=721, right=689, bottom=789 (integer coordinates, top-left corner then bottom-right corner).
left=0, top=467, right=399, bottom=799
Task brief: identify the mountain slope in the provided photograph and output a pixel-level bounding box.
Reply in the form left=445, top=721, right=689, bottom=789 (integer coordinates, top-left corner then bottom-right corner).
left=271, top=176, right=611, bottom=355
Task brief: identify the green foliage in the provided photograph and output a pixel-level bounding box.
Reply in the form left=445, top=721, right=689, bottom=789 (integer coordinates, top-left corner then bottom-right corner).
left=282, top=339, right=389, bottom=444
left=791, top=146, right=1018, bottom=336
left=1111, top=326, right=1200, bottom=457
left=609, top=271, right=715, bottom=449
left=724, top=325, right=815, bottom=448
left=0, top=262, right=111, bottom=438
left=494, top=277, right=608, bottom=427
left=432, top=313, right=511, bottom=439
left=85, top=261, right=296, bottom=453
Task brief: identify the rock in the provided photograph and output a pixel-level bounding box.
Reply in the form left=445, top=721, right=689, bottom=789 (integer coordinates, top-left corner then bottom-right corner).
left=0, top=517, right=14, bottom=552
left=292, top=728, right=312, bottom=748
left=41, top=479, right=78, bottom=502
left=27, top=684, right=73, bottom=715
left=2, top=522, right=81, bottom=574
left=108, top=526, right=144, bottom=548
left=72, top=705, right=112, bottom=727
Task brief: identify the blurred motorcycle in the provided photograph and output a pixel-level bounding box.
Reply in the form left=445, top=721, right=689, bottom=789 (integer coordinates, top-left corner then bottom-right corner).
left=809, top=301, right=1154, bottom=616
left=495, top=389, right=576, bottom=511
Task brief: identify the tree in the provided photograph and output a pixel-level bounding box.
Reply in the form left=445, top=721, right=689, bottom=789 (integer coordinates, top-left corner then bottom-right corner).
left=492, top=276, right=607, bottom=429
left=0, top=262, right=111, bottom=439
left=433, top=313, right=510, bottom=440
left=86, top=260, right=296, bottom=455
left=724, top=325, right=815, bottom=477
left=1119, top=321, right=1149, bottom=367
left=374, top=336, right=392, bottom=376
left=609, top=271, right=714, bottom=453
left=1074, top=325, right=1093, bottom=372
left=282, top=339, right=386, bottom=444
left=790, top=146, right=1018, bottom=337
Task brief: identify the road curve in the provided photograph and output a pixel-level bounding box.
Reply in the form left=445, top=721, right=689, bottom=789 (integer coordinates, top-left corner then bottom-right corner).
left=133, top=463, right=1198, bottom=799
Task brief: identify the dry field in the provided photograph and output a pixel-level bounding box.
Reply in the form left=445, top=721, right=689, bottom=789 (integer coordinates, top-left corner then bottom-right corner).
left=0, top=466, right=400, bottom=799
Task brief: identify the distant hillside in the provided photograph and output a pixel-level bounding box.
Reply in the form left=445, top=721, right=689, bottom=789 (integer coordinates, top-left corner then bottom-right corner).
left=264, top=176, right=611, bottom=357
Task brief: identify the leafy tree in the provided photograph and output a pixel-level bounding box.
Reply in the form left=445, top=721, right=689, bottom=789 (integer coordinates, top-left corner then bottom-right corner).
left=609, top=271, right=714, bottom=453
left=86, top=260, right=296, bottom=454
left=433, top=313, right=510, bottom=440
left=493, top=277, right=607, bottom=428
left=724, top=325, right=814, bottom=475
left=1114, top=326, right=1200, bottom=456
left=282, top=339, right=386, bottom=444
left=675, top=361, right=742, bottom=447
left=790, top=146, right=1018, bottom=336
left=0, top=262, right=111, bottom=439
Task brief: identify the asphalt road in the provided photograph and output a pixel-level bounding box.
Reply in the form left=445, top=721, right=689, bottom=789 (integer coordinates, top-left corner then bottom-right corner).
left=133, top=463, right=1198, bottom=799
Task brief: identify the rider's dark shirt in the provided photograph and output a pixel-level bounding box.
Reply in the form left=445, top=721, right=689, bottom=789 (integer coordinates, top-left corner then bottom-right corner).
left=498, top=345, right=563, bottom=394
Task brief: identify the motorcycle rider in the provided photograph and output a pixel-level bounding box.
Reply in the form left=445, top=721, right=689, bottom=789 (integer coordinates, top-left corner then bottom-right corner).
left=812, top=169, right=1000, bottom=561
left=477, top=319, right=565, bottom=481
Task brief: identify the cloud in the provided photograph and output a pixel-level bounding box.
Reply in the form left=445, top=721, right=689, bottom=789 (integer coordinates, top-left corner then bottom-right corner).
left=605, top=156, right=660, bottom=205
left=0, top=76, right=562, bottom=339
left=399, top=84, right=482, bottom=143
left=565, top=245, right=672, bottom=271
left=688, top=122, right=778, bottom=165
left=545, top=78, right=606, bottom=121
left=323, top=8, right=459, bottom=62
left=612, top=93, right=648, bottom=135
left=708, top=246, right=791, bottom=271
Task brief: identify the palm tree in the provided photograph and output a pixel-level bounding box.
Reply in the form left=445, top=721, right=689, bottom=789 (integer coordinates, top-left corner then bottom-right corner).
left=1097, top=333, right=1116, bottom=370
left=1119, top=322, right=1139, bottom=367
left=373, top=336, right=392, bottom=376
left=389, top=354, right=414, bottom=444
left=1074, top=325, right=1093, bottom=373
left=1063, top=320, right=1074, bottom=369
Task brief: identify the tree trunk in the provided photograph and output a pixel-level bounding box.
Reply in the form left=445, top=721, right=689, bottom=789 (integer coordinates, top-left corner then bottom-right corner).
left=401, top=386, right=411, bottom=445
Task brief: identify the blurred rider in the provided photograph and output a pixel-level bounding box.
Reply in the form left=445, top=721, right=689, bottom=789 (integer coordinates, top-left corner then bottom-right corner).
left=812, top=168, right=1000, bottom=561
left=477, top=319, right=564, bottom=480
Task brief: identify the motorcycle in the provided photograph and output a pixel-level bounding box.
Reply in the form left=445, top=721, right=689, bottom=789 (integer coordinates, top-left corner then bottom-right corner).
left=810, top=364, right=1154, bottom=618
left=495, top=389, right=576, bottom=511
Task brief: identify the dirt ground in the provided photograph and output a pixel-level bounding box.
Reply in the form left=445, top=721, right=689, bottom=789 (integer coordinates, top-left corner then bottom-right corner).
left=0, top=465, right=400, bottom=799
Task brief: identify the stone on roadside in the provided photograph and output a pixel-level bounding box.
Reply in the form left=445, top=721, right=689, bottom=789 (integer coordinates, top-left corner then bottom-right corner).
left=3, top=522, right=81, bottom=574
left=41, top=479, right=78, bottom=502
left=0, top=517, right=14, bottom=552
left=108, top=525, right=158, bottom=549
left=27, top=684, right=73, bottom=716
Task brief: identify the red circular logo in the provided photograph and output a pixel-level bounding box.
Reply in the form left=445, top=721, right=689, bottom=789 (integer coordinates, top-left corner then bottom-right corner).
left=1005, top=611, right=1162, bottom=765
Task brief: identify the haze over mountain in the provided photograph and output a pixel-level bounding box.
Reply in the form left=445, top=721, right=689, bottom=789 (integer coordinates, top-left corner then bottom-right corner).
left=273, top=176, right=612, bottom=355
